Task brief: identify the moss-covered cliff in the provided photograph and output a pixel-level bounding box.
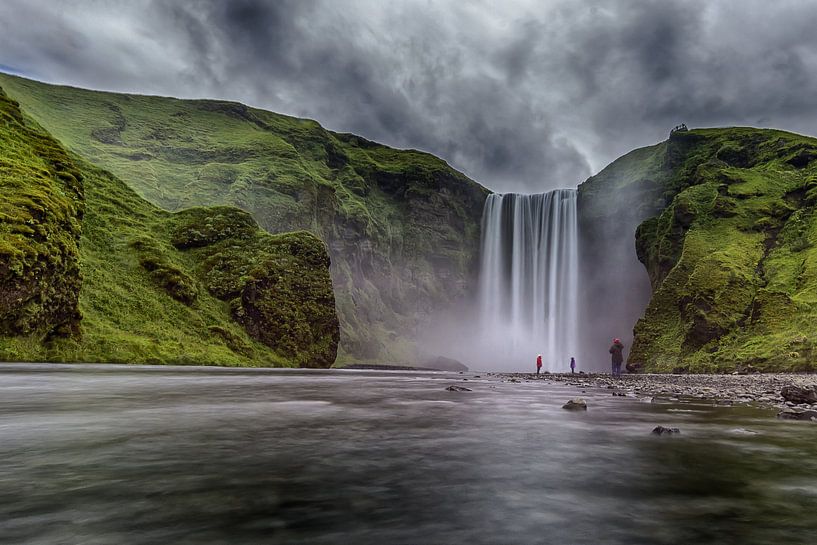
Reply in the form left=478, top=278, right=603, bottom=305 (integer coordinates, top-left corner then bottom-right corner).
left=0, top=85, right=339, bottom=367
left=630, top=128, right=817, bottom=372
left=0, top=88, right=84, bottom=339
left=0, top=74, right=488, bottom=363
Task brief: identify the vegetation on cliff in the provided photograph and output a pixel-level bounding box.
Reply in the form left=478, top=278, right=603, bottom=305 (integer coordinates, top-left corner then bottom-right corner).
left=0, top=73, right=488, bottom=363
left=0, top=88, right=84, bottom=339
left=0, top=84, right=339, bottom=367
left=606, top=127, right=817, bottom=372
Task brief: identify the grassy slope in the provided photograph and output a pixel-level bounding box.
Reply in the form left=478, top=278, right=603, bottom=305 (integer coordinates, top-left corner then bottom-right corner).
left=0, top=73, right=488, bottom=364
left=624, top=128, right=817, bottom=372
left=1, top=85, right=337, bottom=366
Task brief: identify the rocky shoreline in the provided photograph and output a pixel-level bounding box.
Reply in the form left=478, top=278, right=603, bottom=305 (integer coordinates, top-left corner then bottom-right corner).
left=496, top=372, right=817, bottom=420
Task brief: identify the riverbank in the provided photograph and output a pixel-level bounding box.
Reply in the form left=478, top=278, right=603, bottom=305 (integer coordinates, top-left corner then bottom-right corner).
left=497, top=372, right=817, bottom=413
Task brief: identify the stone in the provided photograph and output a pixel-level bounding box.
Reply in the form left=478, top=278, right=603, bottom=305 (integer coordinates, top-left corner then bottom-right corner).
left=562, top=398, right=587, bottom=410
left=446, top=385, right=472, bottom=392
left=776, top=407, right=817, bottom=421
left=652, top=426, right=681, bottom=435
left=780, top=385, right=817, bottom=405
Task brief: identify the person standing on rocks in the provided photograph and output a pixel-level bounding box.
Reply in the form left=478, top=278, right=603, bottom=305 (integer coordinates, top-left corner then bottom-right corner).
left=570, top=357, right=576, bottom=374
left=609, top=339, right=624, bottom=377
left=536, top=354, right=543, bottom=375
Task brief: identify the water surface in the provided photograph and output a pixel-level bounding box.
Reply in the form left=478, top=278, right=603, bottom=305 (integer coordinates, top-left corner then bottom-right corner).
left=1, top=364, right=816, bottom=544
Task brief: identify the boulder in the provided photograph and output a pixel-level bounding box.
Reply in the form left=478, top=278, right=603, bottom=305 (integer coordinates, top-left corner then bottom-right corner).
left=780, top=385, right=817, bottom=405
left=562, top=398, right=587, bottom=410
left=776, top=408, right=817, bottom=421
left=446, top=385, right=472, bottom=392
left=652, top=426, right=681, bottom=435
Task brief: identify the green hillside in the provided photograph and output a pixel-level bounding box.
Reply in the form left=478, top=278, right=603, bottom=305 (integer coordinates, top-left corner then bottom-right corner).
left=0, top=86, right=338, bottom=367
left=0, top=73, right=488, bottom=364
left=583, top=127, right=817, bottom=372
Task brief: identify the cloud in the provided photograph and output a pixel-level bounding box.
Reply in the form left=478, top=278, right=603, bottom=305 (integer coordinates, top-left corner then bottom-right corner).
left=2, top=0, right=817, bottom=192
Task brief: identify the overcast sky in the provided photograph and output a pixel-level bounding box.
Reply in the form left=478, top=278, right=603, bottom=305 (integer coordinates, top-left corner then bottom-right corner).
left=2, top=0, right=817, bottom=192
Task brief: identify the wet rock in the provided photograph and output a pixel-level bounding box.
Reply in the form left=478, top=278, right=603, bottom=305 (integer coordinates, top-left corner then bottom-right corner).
left=780, top=385, right=817, bottom=405
left=446, top=385, right=472, bottom=392
left=776, top=407, right=817, bottom=421
left=562, top=398, right=587, bottom=410
left=652, top=426, right=681, bottom=435
left=612, top=392, right=626, bottom=397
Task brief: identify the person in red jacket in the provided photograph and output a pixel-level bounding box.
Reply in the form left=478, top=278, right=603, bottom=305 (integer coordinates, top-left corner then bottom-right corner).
left=536, top=354, right=543, bottom=375
left=609, top=338, right=624, bottom=377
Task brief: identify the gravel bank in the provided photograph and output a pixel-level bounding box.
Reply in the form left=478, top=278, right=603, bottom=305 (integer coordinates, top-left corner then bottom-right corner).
left=497, top=372, right=817, bottom=412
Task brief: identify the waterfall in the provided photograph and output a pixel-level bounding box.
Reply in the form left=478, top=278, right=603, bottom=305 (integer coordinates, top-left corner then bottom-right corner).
left=478, top=190, right=579, bottom=371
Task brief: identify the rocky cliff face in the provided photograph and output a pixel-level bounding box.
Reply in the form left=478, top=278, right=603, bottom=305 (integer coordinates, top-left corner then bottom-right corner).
left=576, top=142, right=668, bottom=369
left=0, top=84, right=339, bottom=367
left=0, top=74, right=488, bottom=363
left=631, top=128, right=817, bottom=372
left=580, top=126, right=817, bottom=372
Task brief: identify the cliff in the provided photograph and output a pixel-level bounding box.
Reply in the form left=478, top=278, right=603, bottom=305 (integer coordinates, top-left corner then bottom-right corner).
left=0, top=85, right=339, bottom=367
left=580, top=126, right=817, bottom=372
left=0, top=73, right=489, bottom=363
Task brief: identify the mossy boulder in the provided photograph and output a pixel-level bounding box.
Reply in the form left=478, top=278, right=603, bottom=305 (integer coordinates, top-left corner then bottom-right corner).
left=171, top=208, right=340, bottom=367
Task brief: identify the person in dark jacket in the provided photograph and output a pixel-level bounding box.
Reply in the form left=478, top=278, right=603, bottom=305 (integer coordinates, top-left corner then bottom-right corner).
left=609, top=339, right=624, bottom=377
left=570, top=357, right=576, bottom=374
left=536, top=354, right=543, bottom=375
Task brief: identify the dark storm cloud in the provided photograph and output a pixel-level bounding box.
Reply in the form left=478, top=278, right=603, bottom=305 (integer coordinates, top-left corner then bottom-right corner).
left=2, top=1, right=817, bottom=192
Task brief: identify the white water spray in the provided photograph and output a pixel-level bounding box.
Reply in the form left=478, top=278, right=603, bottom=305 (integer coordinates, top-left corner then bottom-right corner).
left=477, top=190, right=579, bottom=371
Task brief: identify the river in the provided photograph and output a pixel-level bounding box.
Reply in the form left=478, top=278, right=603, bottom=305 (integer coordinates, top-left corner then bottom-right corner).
left=1, top=364, right=816, bottom=544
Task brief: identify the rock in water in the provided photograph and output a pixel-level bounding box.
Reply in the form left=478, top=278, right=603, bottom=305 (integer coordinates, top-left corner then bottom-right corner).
left=446, top=385, right=472, bottom=392
left=777, top=408, right=817, bottom=421
left=562, top=398, right=587, bottom=410
left=425, top=356, right=469, bottom=372
left=780, top=385, right=817, bottom=405
left=652, top=426, right=681, bottom=435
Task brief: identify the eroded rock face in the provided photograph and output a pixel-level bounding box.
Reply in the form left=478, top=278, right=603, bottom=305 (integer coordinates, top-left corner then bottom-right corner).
left=0, top=88, right=84, bottom=339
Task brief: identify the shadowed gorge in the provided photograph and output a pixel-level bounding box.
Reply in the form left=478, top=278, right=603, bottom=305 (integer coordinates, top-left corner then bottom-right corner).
left=0, top=73, right=488, bottom=364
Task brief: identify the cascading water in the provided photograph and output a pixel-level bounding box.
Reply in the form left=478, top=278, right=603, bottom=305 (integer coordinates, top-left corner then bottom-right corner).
left=478, top=190, right=578, bottom=371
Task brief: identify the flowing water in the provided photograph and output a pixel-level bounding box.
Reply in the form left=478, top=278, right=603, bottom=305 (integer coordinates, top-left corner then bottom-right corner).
left=478, top=190, right=578, bottom=371
left=2, top=364, right=816, bottom=544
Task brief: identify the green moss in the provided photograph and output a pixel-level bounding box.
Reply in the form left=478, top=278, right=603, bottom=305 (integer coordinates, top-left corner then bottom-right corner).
left=170, top=209, right=340, bottom=367
left=0, top=87, right=83, bottom=338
